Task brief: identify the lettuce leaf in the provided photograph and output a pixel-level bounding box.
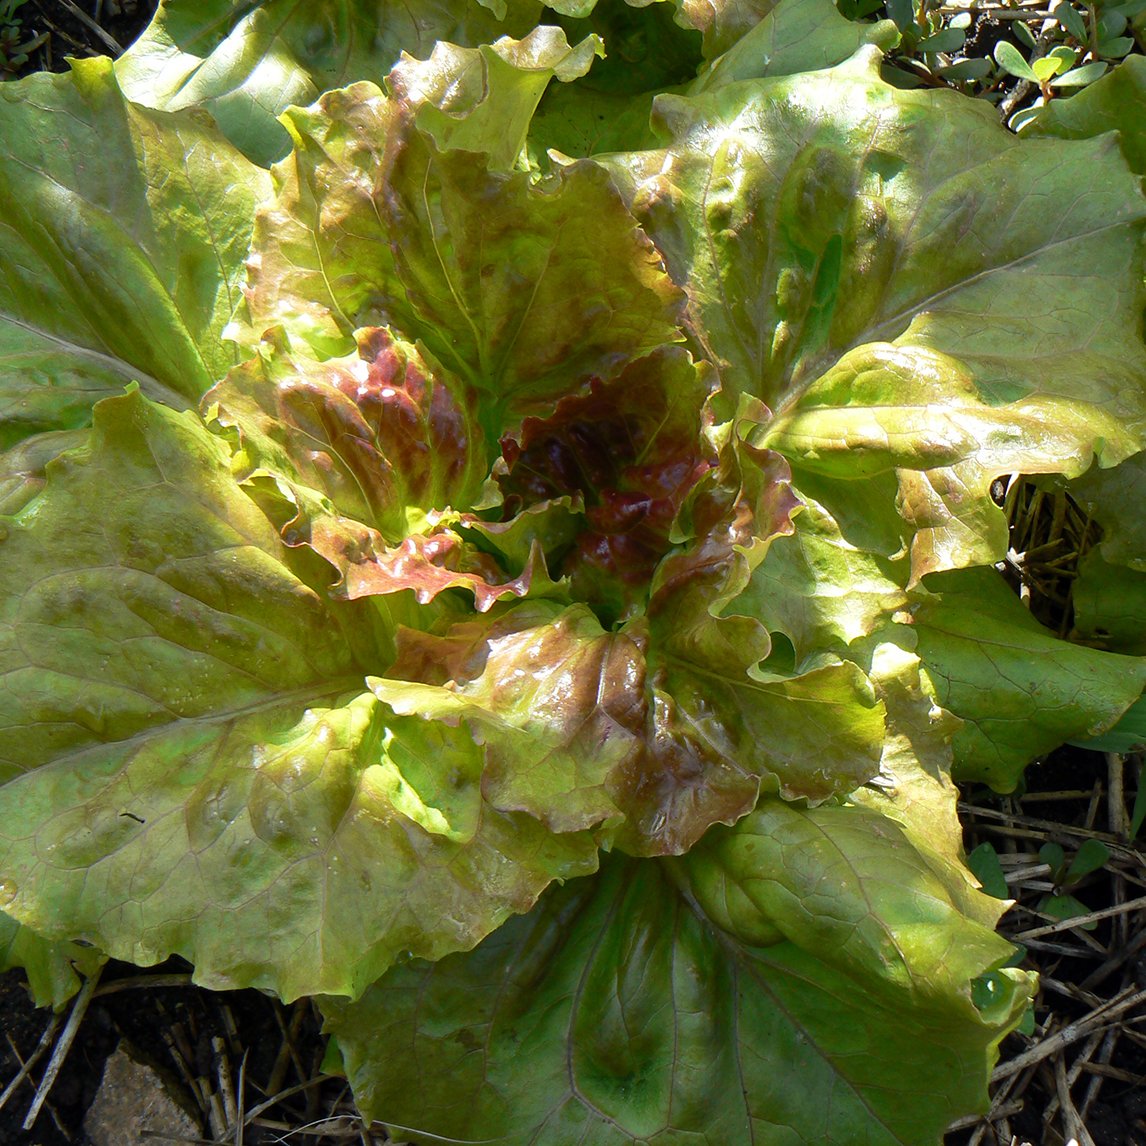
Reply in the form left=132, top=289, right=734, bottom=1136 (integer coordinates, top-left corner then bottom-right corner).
left=912, top=568, right=1146, bottom=789
left=604, top=49, right=1146, bottom=580
left=115, top=0, right=551, bottom=164
left=242, top=80, right=684, bottom=419
left=0, top=59, right=269, bottom=450
left=0, top=389, right=600, bottom=999
left=328, top=807, right=1029, bottom=1144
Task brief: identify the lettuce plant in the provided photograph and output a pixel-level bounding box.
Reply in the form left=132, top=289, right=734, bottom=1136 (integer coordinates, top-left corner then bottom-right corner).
left=1, top=1, right=1145, bottom=1142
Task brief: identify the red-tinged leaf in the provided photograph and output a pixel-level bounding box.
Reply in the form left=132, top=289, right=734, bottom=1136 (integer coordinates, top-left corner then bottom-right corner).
left=373, top=603, right=641, bottom=836
left=244, top=83, right=685, bottom=416
left=655, top=433, right=800, bottom=617
left=650, top=401, right=802, bottom=664
left=209, top=327, right=486, bottom=541
left=332, top=526, right=549, bottom=612
left=380, top=603, right=783, bottom=857
left=496, top=348, right=716, bottom=616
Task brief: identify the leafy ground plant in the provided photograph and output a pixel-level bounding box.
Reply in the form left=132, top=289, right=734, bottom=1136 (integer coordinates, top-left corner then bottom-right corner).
left=1, top=1, right=1145, bottom=1142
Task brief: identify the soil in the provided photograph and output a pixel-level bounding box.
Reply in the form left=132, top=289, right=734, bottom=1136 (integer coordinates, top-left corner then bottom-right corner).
left=0, top=2, right=1143, bottom=1145
left=0, top=0, right=156, bottom=79
left=0, top=958, right=358, bottom=1145
left=948, top=748, right=1146, bottom=1146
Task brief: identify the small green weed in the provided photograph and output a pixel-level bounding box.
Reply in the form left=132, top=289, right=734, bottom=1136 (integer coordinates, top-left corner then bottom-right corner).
left=876, top=0, right=1146, bottom=126
left=0, top=0, right=46, bottom=78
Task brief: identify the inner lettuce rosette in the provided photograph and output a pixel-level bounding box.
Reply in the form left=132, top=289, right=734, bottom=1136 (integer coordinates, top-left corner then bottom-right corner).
left=3, top=3, right=1146, bottom=1141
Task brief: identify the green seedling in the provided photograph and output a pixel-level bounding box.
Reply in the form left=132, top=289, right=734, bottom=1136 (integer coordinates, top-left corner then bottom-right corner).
left=1037, top=839, right=1112, bottom=927
left=968, top=841, right=1012, bottom=900
left=1131, top=768, right=1146, bottom=838
left=0, top=0, right=46, bottom=77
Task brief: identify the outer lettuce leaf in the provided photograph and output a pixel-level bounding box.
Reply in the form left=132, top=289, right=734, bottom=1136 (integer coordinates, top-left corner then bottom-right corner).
left=115, top=0, right=548, bottom=165
left=389, top=25, right=604, bottom=169
left=527, top=1, right=704, bottom=161
left=1071, top=453, right=1146, bottom=572
left=1063, top=454, right=1146, bottom=656
left=604, top=48, right=1146, bottom=579
left=325, top=813, right=1031, bottom=1145
left=614, top=48, right=1146, bottom=411
left=678, top=0, right=780, bottom=59
left=757, top=343, right=1136, bottom=580
left=1072, top=550, right=1146, bottom=656
left=910, top=568, right=1146, bottom=790
left=677, top=800, right=1014, bottom=1008
left=1026, top=55, right=1146, bottom=175
left=0, top=914, right=105, bottom=1010
left=1050, top=454, right=1146, bottom=661
left=0, top=58, right=270, bottom=450
left=244, top=79, right=684, bottom=422
left=0, top=389, right=368, bottom=782
left=0, top=430, right=87, bottom=518
left=0, top=390, right=599, bottom=999
left=691, top=0, right=898, bottom=91
left=852, top=638, right=969, bottom=883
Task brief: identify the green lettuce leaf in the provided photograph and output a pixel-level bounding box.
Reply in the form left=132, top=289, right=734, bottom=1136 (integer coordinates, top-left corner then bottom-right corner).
left=325, top=800, right=1031, bottom=1144
left=1072, top=550, right=1146, bottom=656
left=115, top=0, right=548, bottom=165
left=691, top=0, right=898, bottom=91
left=0, top=58, right=270, bottom=450
left=613, top=49, right=1146, bottom=411
left=0, top=430, right=88, bottom=518
left=527, top=1, right=704, bottom=161
left=1071, top=453, right=1146, bottom=572
left=0, top=914, right=105, bottom=1010
left=390, top=24, right=604, bottom=169
left=0, top=389, right=599, bottom=999
left=1055, top=454, right=1146, bottom=656
left=910, top=568, right=1146, bottom=789
left=604, top=48, right=1146, bottom=579
left=677, top=0, right=781, bottom=59
left=741, top=488, right=908, bottom=657
left=757, top=343, right=1136, bottom=580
